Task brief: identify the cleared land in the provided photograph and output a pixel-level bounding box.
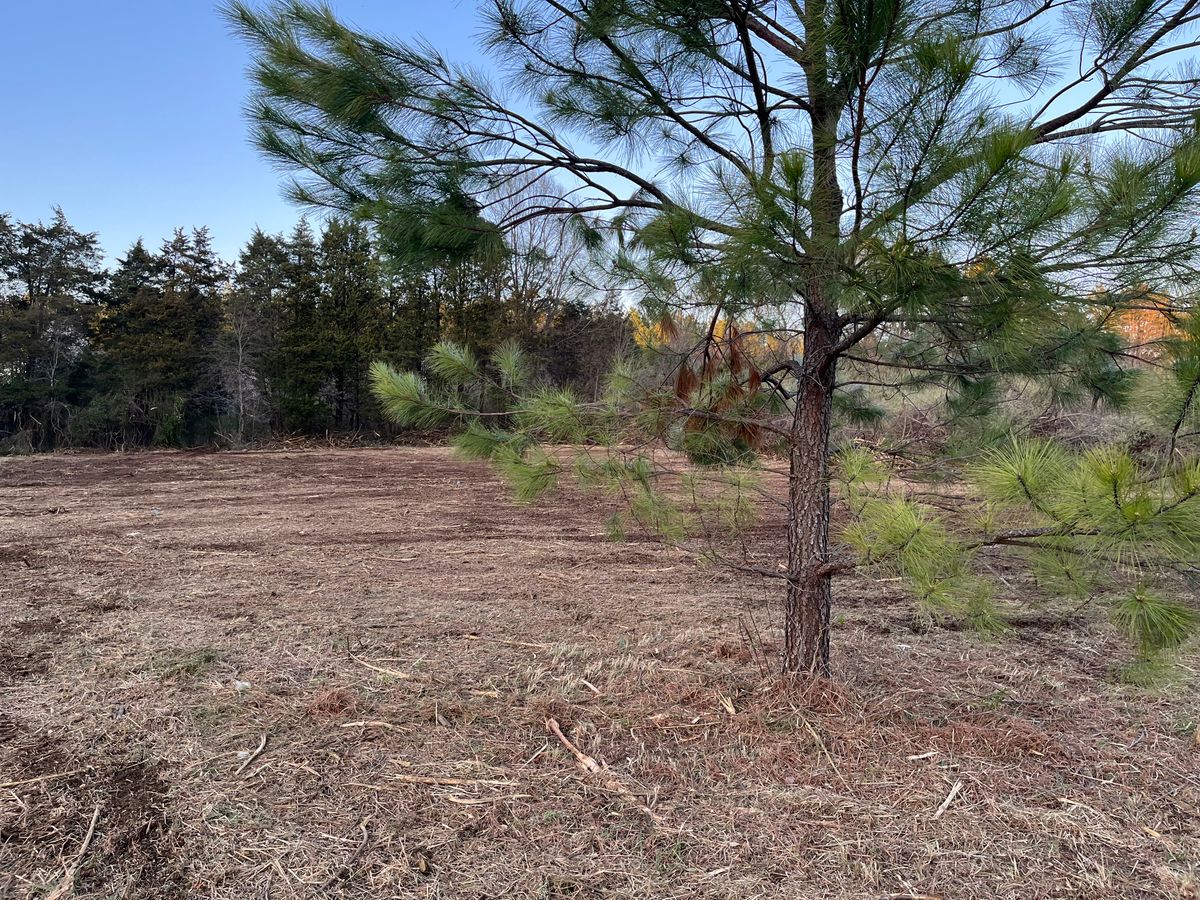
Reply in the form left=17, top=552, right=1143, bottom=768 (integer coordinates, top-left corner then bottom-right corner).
left=1, top=447, right=1197, bottom=899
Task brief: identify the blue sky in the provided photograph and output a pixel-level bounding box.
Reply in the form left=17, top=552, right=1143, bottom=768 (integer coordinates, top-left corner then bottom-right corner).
left=0, top=1, right=483, bottom=263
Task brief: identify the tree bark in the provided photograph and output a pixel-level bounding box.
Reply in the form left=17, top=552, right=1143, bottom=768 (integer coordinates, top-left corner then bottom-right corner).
left=782, top=311, right=837, bottom=675
left=785, top=0, right=842, bottom=675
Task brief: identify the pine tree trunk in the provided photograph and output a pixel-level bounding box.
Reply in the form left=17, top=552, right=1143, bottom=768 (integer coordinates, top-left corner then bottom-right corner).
left=782, top=316, right=837, bottom=675
left=788, top=10, right=842, bottom=671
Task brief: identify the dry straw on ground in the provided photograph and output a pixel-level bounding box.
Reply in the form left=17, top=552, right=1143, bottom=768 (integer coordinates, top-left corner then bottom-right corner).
left=1, top=447, right=1197, bottom=898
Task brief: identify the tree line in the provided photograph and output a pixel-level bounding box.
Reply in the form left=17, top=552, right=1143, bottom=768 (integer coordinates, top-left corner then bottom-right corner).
left=0, top=208, right=629, bottom=451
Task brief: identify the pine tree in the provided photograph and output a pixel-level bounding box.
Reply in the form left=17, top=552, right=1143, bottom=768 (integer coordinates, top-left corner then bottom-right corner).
left=0, top=209, right=105, bottom=449
left=380, top=264, right=443, bottom=373
left=104, top=239, right=156, bottom=311
left=318, top=218, right=386, bottom=429
left=222, top=229, right=290, bottom=442
left=267, top=221, right=329, bottom=431
left=0, top=208, right=105, bottom=309
left=88, top=230, right=229, bottom=445
left=229, top=0, right=1200, bottom=674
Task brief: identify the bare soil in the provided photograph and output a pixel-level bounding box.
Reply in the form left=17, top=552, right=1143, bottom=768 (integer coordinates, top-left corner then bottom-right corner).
left=1, top=447, right=1197, bottom=899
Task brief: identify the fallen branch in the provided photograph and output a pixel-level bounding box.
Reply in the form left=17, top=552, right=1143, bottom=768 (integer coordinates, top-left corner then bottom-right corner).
left=349, top=654, right=411, bottom=679
left=388, top=773, right=516, bottom=787
left=546, top=718, right=664, bottom=826
left=340, top=720, right=405, bottom=732
left=547, top=718, right=601, bottom=773
left=45, top=804, right=101, bottom=900
left=444, top=793, right=531, bottom=805
left=319, top=816, right=372, bottom=891
left=235, top=733, right=268, bottom=777
left=0, top=769, right=86, bottom=790
left=932, top=780, right=964, bottom=819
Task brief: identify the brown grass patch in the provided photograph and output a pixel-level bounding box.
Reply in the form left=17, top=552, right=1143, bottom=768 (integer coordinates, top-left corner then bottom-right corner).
left=306, top=687, right=364, bottom=720
left=0, top=447, right=1196, bottom=898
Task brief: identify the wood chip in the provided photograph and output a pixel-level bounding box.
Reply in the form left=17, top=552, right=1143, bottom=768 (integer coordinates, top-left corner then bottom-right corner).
left=907, top=751, right=938, bottom=762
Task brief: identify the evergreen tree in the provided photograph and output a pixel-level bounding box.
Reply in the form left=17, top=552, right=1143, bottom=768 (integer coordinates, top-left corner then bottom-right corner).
left=103, top=239, right=157, bottom=311
left=380, top=264, right=444, bottom=373
left=233, top=0, right=1200, bottom=675
left=88, top=230, right=228, bottom=445
left=318, top=218, right=384, bottom=429
left=531, top=297, right=632, bottom=396
left=268, top=221, right=329, bottom=431
left=222, top=229, right=289, bottom=442
left=0, top=209, right=105, bottom=449
left=436, top=257, right=510, bottom=356
left=378, top=175, right=603, bottom=380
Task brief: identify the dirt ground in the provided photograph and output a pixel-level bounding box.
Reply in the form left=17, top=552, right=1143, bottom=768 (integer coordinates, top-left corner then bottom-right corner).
left=1, top=447, right=1197, bottom=899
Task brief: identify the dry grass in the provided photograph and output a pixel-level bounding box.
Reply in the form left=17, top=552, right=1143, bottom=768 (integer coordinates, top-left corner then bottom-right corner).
left=1, top=447, right=1198, bottom=899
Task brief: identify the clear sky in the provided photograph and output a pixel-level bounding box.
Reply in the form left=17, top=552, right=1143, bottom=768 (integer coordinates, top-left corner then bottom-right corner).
left=0, top=1, right=484, bottom=263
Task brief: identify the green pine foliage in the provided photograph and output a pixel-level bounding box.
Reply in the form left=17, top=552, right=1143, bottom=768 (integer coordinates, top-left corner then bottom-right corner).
left=517, top=387, right=590, bottom=443
left=969, top=438, right=1200, bottom=674
left=492, top=340, right=529, bottom=390
left=452, top=420, right=529, bottom=461
left=369, top=363, right=463, bottom=428
left=974, top=439, right=1200, bottom=565
left=575, top=453, right=655, bottom=493
left=971, top=438, right=1072, bottom=512
left=370, top=339, right=762, bottom=545
left=603, top=511, right=627, bottom=542
left=834, top=388, right=886, bottom=426
left=831, top=436, right=1200, bottom=674
left=1113, top=587, right=1199, bottom=658
left=1029, top=549, right=1098, bottom=603
left=425, top=342, right=483, bottom=387
left=493, top=444, right=560, bottom=502
left=628, top=487, right=691, bottom=542
left=685, top=469, right=760, bottom=534
left=842, top=495, right=985, bottom=620
left=1135, top=312, right=1200, bottom=451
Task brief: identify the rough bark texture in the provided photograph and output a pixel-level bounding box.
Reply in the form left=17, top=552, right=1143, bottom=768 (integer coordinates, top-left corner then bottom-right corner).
left=782, top=317, right=837, bottom=674
left=780, top=0, right=844, bottom=675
